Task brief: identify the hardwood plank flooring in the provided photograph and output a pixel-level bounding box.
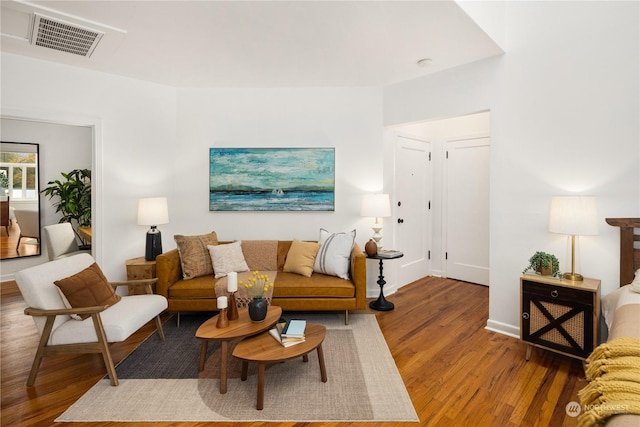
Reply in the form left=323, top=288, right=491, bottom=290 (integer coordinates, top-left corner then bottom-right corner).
left=1, top=277, right=586, bottom=426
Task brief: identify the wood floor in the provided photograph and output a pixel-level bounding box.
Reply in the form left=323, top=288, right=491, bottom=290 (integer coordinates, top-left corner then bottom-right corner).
left=1, top=276, right=586, bottom=427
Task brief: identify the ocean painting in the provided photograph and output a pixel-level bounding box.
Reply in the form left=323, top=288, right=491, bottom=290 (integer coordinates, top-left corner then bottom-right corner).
left=209, top=148, right=335, bottom=211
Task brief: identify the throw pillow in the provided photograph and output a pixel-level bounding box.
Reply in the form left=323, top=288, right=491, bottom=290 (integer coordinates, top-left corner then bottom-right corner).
left=283, top=239, right=321, bottom=277
left=174, top=232, right=219, bottom=280
left=208, top=241, right=250, bottom=278
left=631, top=268, right=640, bottom=293
left=313, top=228, right=356, bottom=280
left=54, top=262, right=121, bottom=320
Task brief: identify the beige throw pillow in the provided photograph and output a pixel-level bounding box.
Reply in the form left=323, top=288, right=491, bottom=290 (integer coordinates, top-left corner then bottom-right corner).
left=174, top=232, right=219, bottom=280
left=283, top=239, right=321, bottom=277
left=208, top=241, right=250, bottom=278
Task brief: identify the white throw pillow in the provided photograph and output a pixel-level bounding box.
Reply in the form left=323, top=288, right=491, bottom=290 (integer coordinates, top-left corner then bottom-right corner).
left=630, top=268, right=640, bottom=293
left=313, top=228, right=356, bottom=280
left=208, top=241, right=250, bottom=278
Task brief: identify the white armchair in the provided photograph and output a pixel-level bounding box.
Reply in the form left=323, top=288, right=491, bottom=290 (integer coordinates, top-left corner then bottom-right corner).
left=43, top=222, right=91, bottom=261
left=14, top=253, right=168, bottom=386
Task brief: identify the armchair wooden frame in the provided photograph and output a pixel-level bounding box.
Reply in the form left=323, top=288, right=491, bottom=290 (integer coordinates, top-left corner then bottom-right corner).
left=24, top=278, right=165, bottom=387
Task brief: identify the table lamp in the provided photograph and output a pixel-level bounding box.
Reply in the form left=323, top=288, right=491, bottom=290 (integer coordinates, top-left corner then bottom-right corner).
left=360, top=193, right=391, bottom=249
left=548, top=196, right=598, bottom=281
left=138, top=197, right=169, bottom=261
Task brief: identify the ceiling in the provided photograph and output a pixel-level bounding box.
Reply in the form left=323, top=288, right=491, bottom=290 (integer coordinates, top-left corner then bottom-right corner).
left=0, top=0, right=504, bottom=88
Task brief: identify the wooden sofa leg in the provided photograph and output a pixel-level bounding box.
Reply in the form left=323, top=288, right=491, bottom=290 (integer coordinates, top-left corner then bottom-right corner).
left=345, top=310, right=349, bottom=325
left=176, top=312, right=181, bottom=328
left=26, top=316, right=56, bottom=386
left=91, top=313, right=118, bottom=386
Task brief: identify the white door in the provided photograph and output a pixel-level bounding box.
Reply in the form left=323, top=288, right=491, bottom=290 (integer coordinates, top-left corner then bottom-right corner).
left=394, top=135, right=431, bottom=285
left=444, top=136, right=490, bottom=286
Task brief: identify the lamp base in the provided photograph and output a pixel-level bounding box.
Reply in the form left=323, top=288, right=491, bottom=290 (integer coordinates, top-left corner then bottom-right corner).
left=562, top=272, right=584, bottom=281
left=145, top=227, right=163, bottom=261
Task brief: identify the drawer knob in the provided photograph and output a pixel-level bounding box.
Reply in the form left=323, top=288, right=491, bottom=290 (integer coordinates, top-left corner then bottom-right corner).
left=551, top=290, right=559, bottom=298
left=522, top=312, right=530, bottom=320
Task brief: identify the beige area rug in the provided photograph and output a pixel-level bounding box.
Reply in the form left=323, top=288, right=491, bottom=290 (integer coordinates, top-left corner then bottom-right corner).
left=56, top=313, right=419, bottom=422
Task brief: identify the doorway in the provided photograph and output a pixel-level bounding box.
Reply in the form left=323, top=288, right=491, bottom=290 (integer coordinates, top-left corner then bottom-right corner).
left=389, top=111, right=491, bottom=287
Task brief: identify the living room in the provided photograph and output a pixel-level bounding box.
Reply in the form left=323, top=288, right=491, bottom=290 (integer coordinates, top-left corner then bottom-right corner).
left=1, top=0, right=638, bottom=425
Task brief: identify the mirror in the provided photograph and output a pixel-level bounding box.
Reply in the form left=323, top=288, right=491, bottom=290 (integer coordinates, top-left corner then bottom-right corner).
left=0, top=142, right=41, bottom=259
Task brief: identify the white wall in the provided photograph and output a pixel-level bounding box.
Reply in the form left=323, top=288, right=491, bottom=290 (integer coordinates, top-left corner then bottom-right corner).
left=383, top=1, right=639, bottom=336
left=1, top=54, right=385, bottom=290
left=1, top=53, right=177, bottom=280
left=0, top=118, right=91, bottom=278
left=174, top=87, right=383, bottom=248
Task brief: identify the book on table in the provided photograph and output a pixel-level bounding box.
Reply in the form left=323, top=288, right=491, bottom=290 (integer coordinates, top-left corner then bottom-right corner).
left=376, top=250, right=403, bottom=259
left=281, top=319, right=306, bottom=338
left=270, top=322, right=305, bottom=347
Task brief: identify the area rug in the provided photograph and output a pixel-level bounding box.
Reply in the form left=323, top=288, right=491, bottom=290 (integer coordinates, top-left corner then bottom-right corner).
left=56, top=312, right=419, bottom=422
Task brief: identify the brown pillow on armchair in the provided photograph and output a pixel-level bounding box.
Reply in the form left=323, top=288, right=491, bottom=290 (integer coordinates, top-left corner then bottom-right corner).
left=54, top=262, right=121, bottom=320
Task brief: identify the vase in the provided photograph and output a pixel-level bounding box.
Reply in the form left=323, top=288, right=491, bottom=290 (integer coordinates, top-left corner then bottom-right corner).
left=365, top=239, right=378, bottom=256
left=248, top=297, right=268, bottom=322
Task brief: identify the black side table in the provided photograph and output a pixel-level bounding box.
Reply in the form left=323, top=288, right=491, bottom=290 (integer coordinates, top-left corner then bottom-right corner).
left=367, top=253, right=403, bottom=311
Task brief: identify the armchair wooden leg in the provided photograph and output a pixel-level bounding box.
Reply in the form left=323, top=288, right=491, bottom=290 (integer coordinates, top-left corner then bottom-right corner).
left=345, top=310, right=349, bottom=325
left=91, top=313, right=118, bottom=386
left=26, top=316, right=55, bottom=386
left=155, top=316, right=165, bottom=341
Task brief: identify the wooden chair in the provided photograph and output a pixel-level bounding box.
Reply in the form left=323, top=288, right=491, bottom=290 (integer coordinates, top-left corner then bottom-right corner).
left=0, top=196, right=9, bottom=234
left=14, top=253, right=168, bottom=386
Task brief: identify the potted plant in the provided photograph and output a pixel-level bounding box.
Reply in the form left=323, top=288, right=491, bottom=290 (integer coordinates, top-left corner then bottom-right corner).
left=41, top=168, right=91, bottom=245
left=523, top=251, right=560, bottom=277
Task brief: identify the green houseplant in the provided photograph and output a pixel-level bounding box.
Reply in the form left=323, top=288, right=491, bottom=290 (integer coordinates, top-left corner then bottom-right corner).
left=523, top=251, right=560, bottom=277
left=41, top=168, right=91, bottom=243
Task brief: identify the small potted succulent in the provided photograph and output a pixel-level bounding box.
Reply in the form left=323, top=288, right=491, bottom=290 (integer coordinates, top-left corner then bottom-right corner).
left=523, top=251, right=560, bottom=277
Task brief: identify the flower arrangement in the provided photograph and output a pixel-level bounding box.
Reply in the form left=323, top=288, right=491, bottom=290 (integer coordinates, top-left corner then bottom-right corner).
left=240, top=271, right=273, bottom=299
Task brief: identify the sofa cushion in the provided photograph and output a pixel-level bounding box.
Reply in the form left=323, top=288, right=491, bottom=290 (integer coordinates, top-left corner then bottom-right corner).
left=273, top=271, right=355, bottom=298
left=208, top=241, right=250, bottom=278
left=168, top=275, right=217, bottom=299
left=241, top=240, right=278, bottom=271
left=175, top=232, right=219, bottom=280
left=283, top=239, right=320, bottom=277
left=313, top=228, right=356, bottom=280
left=54, top=262, right=121, bottom=320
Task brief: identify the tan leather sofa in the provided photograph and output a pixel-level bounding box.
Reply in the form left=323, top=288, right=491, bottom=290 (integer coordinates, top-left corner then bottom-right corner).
left=155, top=239, right=367, bottom=324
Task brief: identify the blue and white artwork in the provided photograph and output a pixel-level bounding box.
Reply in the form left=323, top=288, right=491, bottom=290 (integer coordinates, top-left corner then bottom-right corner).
left=209, top=148, right=335, bottom=211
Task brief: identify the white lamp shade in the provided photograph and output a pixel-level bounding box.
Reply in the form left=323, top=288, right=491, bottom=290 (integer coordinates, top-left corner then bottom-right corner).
left=137, top=197, right=169, bottom=226
left=360, top=193, right=391, bottom=218
left=549, top=196, right=598, bottom=236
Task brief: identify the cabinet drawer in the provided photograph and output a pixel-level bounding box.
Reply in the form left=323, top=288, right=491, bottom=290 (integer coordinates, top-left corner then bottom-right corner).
left=522, top=280, right=592, bottom=305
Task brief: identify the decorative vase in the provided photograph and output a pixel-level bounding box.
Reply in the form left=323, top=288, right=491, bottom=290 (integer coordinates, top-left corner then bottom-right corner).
left=365, top=239, right=378, bottom=256
left=248, top=297, right=268, bottom=322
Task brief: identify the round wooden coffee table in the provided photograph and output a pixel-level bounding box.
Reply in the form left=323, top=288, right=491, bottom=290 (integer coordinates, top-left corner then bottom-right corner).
left=195, top=305, right=282, bottom=394
left=232, top=323, right=327, bottom=410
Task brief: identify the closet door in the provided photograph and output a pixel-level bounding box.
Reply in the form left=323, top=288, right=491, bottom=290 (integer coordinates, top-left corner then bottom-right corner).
left=444, top=136, right=490, bottom=286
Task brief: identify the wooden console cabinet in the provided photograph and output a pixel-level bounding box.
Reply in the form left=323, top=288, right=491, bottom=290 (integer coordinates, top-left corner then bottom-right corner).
left=520, top=275, right=600, bottom=360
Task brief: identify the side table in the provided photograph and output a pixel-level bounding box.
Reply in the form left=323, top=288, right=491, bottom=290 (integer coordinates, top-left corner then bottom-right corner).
left=126, top=256, right=156, bottom=295
left=367, top=253, right=404, bottom=311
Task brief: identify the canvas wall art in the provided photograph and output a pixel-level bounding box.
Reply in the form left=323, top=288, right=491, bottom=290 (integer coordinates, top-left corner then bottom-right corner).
left=209, top=148, right=335, bottom=211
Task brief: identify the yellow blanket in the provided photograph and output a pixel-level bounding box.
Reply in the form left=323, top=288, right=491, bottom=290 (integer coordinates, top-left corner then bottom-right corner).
left=578, top=337, right=640, bottom=427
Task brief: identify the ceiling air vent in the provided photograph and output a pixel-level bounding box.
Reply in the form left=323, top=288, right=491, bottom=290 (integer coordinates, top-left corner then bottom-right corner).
left=30, top=13, right=103, bottom=57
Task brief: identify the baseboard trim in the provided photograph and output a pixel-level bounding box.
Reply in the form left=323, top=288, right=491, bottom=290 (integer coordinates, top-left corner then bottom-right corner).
left=485, top=319, right=520, bottom=339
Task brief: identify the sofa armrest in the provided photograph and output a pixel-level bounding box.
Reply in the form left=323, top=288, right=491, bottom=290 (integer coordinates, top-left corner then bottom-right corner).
left=155, top=249, right=182, bottom=298
left=350, top=243, right=367, bottom=309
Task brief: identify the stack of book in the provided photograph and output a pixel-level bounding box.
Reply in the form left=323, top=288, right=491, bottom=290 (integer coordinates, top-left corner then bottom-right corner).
left=269, top=319, right=306, bottom=347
